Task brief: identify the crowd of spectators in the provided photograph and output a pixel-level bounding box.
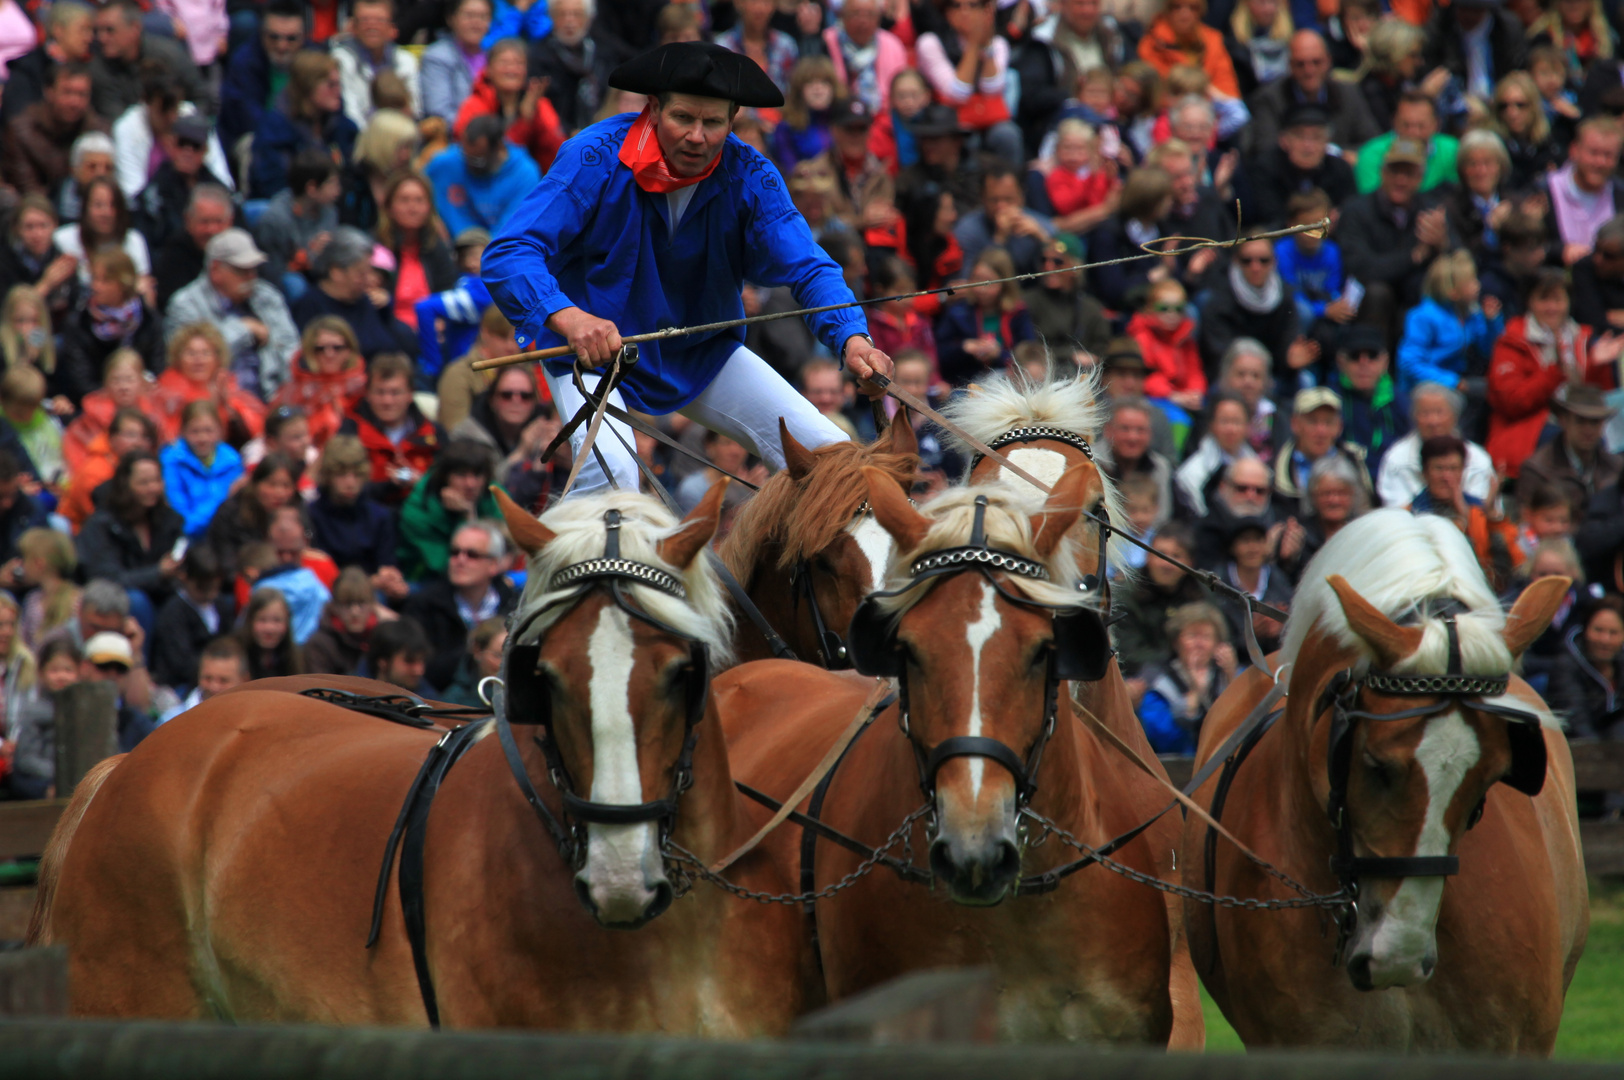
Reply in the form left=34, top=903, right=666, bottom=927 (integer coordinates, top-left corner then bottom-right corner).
left=0, top=0, right=1614, bottom=798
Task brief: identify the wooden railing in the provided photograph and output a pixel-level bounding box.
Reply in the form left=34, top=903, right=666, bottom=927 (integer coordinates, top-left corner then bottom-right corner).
left=1160, top=742, right=1624, bottom=875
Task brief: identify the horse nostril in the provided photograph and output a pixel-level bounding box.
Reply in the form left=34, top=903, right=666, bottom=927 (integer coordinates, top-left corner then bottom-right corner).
left=572, top=875, right=598, bottom=918
left=1420, top=955, right=1436, bottom=979
left=993, top=838, right=1021, bottom=884
left=929, top=838, right=956, bottom=883
left=645, top=880, right=675, bottom=922
left=1347, top=954, right=1374, bottom=992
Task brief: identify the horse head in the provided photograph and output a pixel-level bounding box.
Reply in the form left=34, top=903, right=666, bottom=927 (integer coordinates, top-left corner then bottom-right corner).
left=1315, top=571, right=1568, bottom=991
left=495, top=483, right=734, bottom=929
left=719, top=415, right=919, bottom=666
left=855, top=464, right=1104, bottom=905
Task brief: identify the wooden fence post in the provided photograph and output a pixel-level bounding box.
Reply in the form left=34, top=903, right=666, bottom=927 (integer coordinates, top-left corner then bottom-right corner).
left=53, top=682, right=118, bottom=798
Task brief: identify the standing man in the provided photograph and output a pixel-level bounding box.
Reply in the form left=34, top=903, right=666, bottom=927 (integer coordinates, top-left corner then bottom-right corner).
left=484, top=42, right=892, bottom=496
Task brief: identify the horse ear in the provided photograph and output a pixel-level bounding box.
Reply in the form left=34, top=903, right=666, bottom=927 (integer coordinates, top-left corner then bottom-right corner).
left=491, top=486, right=555, bottom=557
left=658, top=478, right=728, bottom=570
left=860, top=465, right=930, bottom=552
left=1327, top=574, right=1424, bottom=669
left=780, top=418, right=816, bottom=480
left=1028, top=464, right=1096, bottom=559
left=884, top=405, right=918, bottom=457
left=1504, top=575, right=1571, bottom=659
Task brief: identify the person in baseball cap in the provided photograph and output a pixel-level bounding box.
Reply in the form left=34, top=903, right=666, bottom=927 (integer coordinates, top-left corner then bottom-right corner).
left=204, top=228, right=267, bottom=271
left=1278, top=384, right=1373, bottom=509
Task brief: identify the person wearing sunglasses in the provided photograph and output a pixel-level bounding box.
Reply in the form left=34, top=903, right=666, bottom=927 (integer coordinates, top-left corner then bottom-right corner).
left=401, top=519, right=517, bottom=694
left=218, top=0, right=304, bottom=156
left=1272, top=386, right=1374, bottom=519
left=1200, top=231, right=1319, bottom=391
left=450, top=364, right=561, bottom=509
left=87, top=0, right=211, bottom=126
left=1333, top=323, right=1409, bottom=477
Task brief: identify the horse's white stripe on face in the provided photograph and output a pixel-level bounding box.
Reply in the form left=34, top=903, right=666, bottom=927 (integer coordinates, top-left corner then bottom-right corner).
left=999, top=447, right=1068, bottom=496
left=1368, top=711, right=1480, bottom=976
left=849, top=515, right=893, bottom=595
left=583, top=605, right=659, bottom=902
left=963, top=580, right=1002, bottom=799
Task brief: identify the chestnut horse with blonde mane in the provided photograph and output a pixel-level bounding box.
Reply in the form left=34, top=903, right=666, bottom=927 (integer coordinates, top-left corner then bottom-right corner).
left=719, top=416, right=919, bottom=667
left=939, top=369, right=1203, bottom=1047
left=33, top=484, right=810, bottom=1033
left=719, top=468, right=1182, bottom=1043
left=1181, top=509, right=1586, bottom=1052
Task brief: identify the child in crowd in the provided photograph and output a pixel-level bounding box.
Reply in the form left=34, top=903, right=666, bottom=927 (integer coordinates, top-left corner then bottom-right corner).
left=242, top=405, right=319, bottom=501
left=867, top=258, right=937, bottom=372
left=1043, top=120, right=1119, bottom=220
left=254, top=151, right=342, bottom=299
left=1274, top=190, right=1351, bottom=332
left=414, top=228, right=492, bottom=385
left=869, top=69, right=932, bottom=174
left=150, top=545, right=225, bottom=693
left=234, top=587, right=304, bottom=681
left=1397, top=251, right=1503, bottom=396
left=772, top=58, right=842, bottom=171
left=1528, top=44, right=1582, bottom=123
left=934, top=249, right=1035, bottom=386
left=160, top=401, right=244, bottom=537
left=0, top=365, right=63, bottom=486
left=1517, top=484, right=1574, bottom=558
left=8, top=638, right=81, bottom=800
left=1128, top=278, right=1205, bottom=412
left=1114, top=472, right=1164, bottom=577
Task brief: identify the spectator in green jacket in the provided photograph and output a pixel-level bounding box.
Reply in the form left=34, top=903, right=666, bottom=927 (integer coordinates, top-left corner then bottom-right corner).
left=395, top=438, right=499, bottom=582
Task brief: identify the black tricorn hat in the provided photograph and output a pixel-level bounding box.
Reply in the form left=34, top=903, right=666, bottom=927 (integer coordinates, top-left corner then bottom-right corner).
left=609, top=42, right=785, bottom=109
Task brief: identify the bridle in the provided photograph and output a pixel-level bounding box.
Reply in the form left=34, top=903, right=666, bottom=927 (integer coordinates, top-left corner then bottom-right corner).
left=790, top=499, right=896, bottom=671
left=497, top=509, right=711, bottom=870
left=847, top=495, right=1111, bottom=809
left=1317, top=600, right=1548, bottom=959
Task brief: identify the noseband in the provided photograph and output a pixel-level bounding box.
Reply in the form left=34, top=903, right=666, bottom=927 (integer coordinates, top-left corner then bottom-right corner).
left=497, top=509, right=711, bottom=870
left=847, top=495, right=1110, bottom=808
left=1320, top=601, right=1548, bottom=958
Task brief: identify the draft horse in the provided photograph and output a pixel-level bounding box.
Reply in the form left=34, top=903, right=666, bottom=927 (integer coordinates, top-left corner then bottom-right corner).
left=719, top=414, right=919, bottom=667
left=33, top=484, right=808, bottom=1033
left=1181, top=509, right=1587, bottom=1052
left=940, top=368, right=1203, bottom=1046
left=720, top=468, right=1180, bottom=1043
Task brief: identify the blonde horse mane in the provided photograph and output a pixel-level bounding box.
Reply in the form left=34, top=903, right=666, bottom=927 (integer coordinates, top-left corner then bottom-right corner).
left=937, top=364, right=1126, bottom=530
left=876, top=483, right=1094, bottom=620
left=720, top=434, right=917, bottom=579
left=512, top=490, right=737, bottom=669
left=1281, top=509, right=1559, bottom=729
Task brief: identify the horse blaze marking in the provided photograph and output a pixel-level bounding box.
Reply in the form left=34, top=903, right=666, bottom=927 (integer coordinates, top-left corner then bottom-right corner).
left=999, top=447, right=1068, bottom=494
left=849, top=515, right=892, bottom=595
left=963, top=581, right=1002, bottom=800
left=587, top=605, right=641, bottom=805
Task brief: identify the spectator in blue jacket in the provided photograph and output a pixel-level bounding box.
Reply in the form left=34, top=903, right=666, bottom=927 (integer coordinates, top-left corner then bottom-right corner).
left=1275, top=190, right=1353, bottom=330
left=425, top=116, right=542, bottom=236
left=420, top=0, right=494, bottom=122
left=218, top=1, right=308, bottom=166
left=1138, top=601, right=1237, bottom=755
left=414, top=228, right=493, bottom=384
left=160, top=400, right=244, bottom=536
left=1396, top=249, right=1503, bottom=395
left=249, top=51, right=361, bottom=200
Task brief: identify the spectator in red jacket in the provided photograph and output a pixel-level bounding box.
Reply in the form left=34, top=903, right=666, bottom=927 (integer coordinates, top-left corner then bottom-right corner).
left=1488, top=268, right=1623, bottom=479
left=337, top=352, right=444, bottom=506
left=451, top=38, right=565, bottom=173
left=1128, top=278, right=1206, bottom=412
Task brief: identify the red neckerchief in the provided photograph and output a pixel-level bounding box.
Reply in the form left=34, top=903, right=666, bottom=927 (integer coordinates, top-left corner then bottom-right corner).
left=618, top=104, right=723, bottom=193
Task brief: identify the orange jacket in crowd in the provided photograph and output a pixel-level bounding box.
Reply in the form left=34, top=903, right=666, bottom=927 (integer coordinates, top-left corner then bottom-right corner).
left=60, top=430, right=117, bottom=532
left=453, top=78, right=566, bottom=173
left=151, top=366, right=268, bottom=446
left=62, top=386, right=162, bottom=476
left=1486, top=317, right=1618, bottom=478
left=270, top=353, right=369, bottom=451
left=1127, top=311, right=1208, bottom=401
left=1136, top=17, right=1240, bottom=98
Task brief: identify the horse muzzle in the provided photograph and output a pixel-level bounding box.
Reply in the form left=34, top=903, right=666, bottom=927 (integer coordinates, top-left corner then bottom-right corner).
left=573, top=823, right=674, bottom=929
left=928, top=788, right=1021, bottom=906
left=1342, top=885, right=1442, bottom=991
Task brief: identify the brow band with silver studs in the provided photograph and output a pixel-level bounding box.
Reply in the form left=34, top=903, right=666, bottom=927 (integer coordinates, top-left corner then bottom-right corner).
left=970, top=426, right=1096, bottom=465
left=1364, top=672, right=1511, bottom=697
left=547, top=558, right=688, bottom=600
left=909, top=546, right=1050, bottom=581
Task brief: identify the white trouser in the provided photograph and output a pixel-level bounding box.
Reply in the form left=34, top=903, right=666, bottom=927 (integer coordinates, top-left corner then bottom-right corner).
left=543, top=344, right=850, bottom=496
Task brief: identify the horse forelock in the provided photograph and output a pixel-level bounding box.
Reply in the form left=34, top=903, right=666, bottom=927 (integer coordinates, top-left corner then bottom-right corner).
left=940, top=367, right=1125, bottom=550
left=1280, top=509, right=1511, bottom=686
left=514, top=490, right=736, bottom=668
left=720, top=436, right=918, bottom=578
left=876, top=484, right=1092, bottom=622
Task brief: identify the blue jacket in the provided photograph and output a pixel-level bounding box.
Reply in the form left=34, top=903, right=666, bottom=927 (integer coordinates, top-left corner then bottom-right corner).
left=426, top=143, right=542, bottom=238
left=218, top=36, right=273, bottom=156
left=249, top=103, right=361, bottom=200
left=1396, top=296, right=1503, bottom=394
left=1139, top=688, right=1199, bottom=755
left=485, top=0, right=552, bottom=46
left=309, top=491, right=398, bottom=573
left=415, top=273, right=493, bottom=382
left=160, top=440, right=244, bottom=537
left=484, top=114, right=870, bottom=413
left=1275, top=238, right=1343, bottom=318
left=254, top=563, right=332, bottom=645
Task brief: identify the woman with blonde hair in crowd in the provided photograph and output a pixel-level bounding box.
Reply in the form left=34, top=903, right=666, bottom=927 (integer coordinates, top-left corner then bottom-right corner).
left=343, top=108, right=419, bottom=231
left=1491, top=71, right=1564, bottom=188
left=1358, top=17, right=1445, bottom=131
left=0, top=286, right=67, bottom=414
left=62, top=350, right=155, bottom=475
left=151, top=323, right=266, bottom=446
left=60, top=405, right=157, bottom=532
left=13, top=527, right=78, bottom=651
left=1228, top=0, right=1294, bottom=93
left=452, top=37, right=565, bottom=172
left=270, top=317, right=367, bottom=452
left=56, top=248, right=163, bottom=406
left=772, top=57, right=844, bottom=171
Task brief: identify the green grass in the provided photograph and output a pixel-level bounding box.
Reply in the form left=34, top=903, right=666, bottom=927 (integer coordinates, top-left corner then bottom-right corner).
left=1193, top=879, right=1624, bottom=1058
